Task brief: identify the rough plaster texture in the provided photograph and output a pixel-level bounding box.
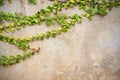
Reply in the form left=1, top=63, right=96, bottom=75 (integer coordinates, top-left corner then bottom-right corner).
left=0, top=0, right=120, bottom=80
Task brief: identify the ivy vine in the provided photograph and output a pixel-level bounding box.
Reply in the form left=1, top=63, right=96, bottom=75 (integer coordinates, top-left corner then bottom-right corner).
left=0, top=0, right=120, bottom=67
left=0, top=0, right=37, bottom=6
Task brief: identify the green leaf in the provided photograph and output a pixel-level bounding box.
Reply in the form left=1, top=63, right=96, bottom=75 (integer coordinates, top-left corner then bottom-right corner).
left=92, top=8, right=98, bottom=15
left=2, top=37, right=7, bottom=42
left=40, top=14, right=45, bottom=20
left=70, top=19, right=76, bottom=25
left=46, top=17, right=51, bottom=21
left=31, top=36, right=35, bottom=40
left=40, top=9, right=45, bottom=14
left=16, top=55, right=21, bottom=63
left=70, top=3, right=75, bottom=7
left=63, top=3, right=68, bottom=9
left=5, top=28, right=10, bottom=33
left=10, top=27, right=15, bottom=32
left=20, top=36, right=24, bottom=41
left=68, top=20, right=72, bottom=25
left=58, top=27, right=62, bottom=31
left=27, top=51, right=32, bottom=57
left=63, top=14, right=67, bottom=19
left=66, top=24, right=71, bottom=29
left=70, top=0, right=76, bottom=3
left=10, top=23, right=15, bottom=27
left=58, top=6, right=62, bottom=11
left=34, top=18, right=38, bottom=23
left=38, top=19, right=41, bottom=25
left=46, top=31, right=51, bottom=39
left=0, top=25, right=3, bottom=30
left=12, top=39, right=17, bottom=44
left=22, top=53, right=27, bottom=60
left=46, top=8, right=51, bottom=13
left=108, top=6, right=113, bottom=11
left=1, top=55, right=8, bottom=61
left=7, top=59, right=13, bottom=65
left=9, top=56, right=15, bottom=60
left=13, top=37, right=18, bottom=41
left=85, top=13, right=90, bottom=18
left=0, top=59, right=3, bottom=65
left=16, top=26, right=21, bottom=30
left=46, top=17, right=51, bottom=26
left=28, top=0, right=36, bottom=5
left=52, top=30, right=57, bottom=38
left=0, top=0, right=4, bottom=6
left=40, top=33, right=45, bottom=40
left=46, top=21, right=50, bottom=26
left=17, top=22, right=21, bottom=26
left=57, top=27, right=62, bottom=35
left=7, top=56, right=15, bottom=65
left=46, top=6, right=51, bottom=12
left=26, top=36, right=31, bottom=41
left=51, top=19, right=56, bottom=24
left=54, top=1, right=58, bottom=6
left=64, top=1, right=70, bottom=8
left=77, top=18, right=81, bottom=23
left=62, top=27, right=67, bottom=32
left=0, top=30, right=2, bottom=34
left=35, top=34, right=40, bottom=40
left=0, top=34, right=3, bottom=40
left=52, top=9, right=57, bottom=14
left=7, top=36, right=12, bottom=43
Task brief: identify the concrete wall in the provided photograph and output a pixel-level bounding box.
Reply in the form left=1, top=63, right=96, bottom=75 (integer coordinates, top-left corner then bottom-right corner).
left=0, top=0, right=120, bottom=80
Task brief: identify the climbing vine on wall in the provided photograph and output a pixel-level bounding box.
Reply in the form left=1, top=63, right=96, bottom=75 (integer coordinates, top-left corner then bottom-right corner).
left=0, top=0, right=37, bottom=6
left=0, top=0, right=120, bottom=67
left=0, top=0, right=4, bottom=6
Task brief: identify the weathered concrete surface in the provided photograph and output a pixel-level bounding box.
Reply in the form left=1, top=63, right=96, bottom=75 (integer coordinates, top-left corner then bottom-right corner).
left=0, top=0, right=120, bottom=80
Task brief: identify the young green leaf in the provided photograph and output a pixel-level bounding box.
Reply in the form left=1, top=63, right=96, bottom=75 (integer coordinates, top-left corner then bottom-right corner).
left=46, top=31, right=51, bottom=39
left=57, top=27, right=62, bottom=35
left=40, top=33, right=45, bottom=40
left=27, top=51, right=32, bottom=57
left=0, top=0, right=4, bottom=6
left=53, top=0, right=58, bottom=6
left=62, top=27, right=68, bottom=32
left=7, top=59, right=13, bottom=65
left=28, top=0, right=36, bottom=5
left=40, top=14, right=45, bottom=20
left=70, top=0, right=76, bottom=3
left=9, top=56, right=15, bottom=60
left=20, top=36, right=24, bottom=41
left=5, top=28, right=10, bottom=33
left=16, top=55, right=21, bottom=63
left=35, top=34, right=40, bottom=40
left=0, top=59, right=3, bottom=65
left=1, top=55, right=8, bottom=61
left=0, top=34, right=3, bottom=40
left=26, top=36, right=31, bottom=41
left=22, top=53, right=27, bottom=60
left=16, top=26, right=21, bottom=30
left=10, top=27, right=15, bottom=32
left=52, top=9, right=57, bottom=14
left=52, top=30, right=57, bottom=38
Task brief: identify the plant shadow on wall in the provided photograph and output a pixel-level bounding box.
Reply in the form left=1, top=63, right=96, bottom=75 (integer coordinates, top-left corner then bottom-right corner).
left=0, top=0, right=120, bottom=67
